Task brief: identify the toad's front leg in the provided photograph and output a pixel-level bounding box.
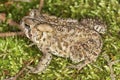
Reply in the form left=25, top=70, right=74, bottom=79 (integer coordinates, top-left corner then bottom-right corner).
left=28, top=49, right=52, bottom=74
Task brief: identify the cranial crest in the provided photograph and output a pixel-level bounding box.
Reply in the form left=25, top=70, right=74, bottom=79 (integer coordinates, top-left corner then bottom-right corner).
left=36, top=24, right=53, bottom=32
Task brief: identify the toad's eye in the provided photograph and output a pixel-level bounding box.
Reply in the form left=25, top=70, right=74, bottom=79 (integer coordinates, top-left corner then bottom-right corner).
left=25, top=24, right=30, bottom=30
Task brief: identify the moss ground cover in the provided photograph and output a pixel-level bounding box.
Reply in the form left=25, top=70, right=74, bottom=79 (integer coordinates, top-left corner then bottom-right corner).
left=0, top=0, right=120, bottom=80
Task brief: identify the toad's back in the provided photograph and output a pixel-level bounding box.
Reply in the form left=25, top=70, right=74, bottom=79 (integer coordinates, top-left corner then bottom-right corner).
left=29, top=22, right=103, bottom=63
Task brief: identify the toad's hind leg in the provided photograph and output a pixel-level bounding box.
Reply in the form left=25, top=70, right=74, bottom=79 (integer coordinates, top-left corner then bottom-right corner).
left=28, top=48, right=52, bottom=74
left=69, top=51, right=101, bottom=71
left=69, top=38, right=102, bottom=70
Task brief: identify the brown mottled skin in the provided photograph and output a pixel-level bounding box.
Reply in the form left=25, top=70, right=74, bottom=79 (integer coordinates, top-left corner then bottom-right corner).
left=21, top=9, right=107, bottom=73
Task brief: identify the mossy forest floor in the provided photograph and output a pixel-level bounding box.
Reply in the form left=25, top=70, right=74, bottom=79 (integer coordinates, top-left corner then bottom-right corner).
left=0, top=0, right=120, bottom=80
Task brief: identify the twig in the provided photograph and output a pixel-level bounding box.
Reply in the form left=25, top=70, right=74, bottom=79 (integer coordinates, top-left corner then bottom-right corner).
left=0, top=13, right=6, bottom=22
left=13, top=59, right=34, bottom=80
left=0, top=32, right=24, bottom=37
left=13, top=0, right=32, bottom=2
left=7, top=19, right=23, bottom=31
left=111, top=60, right=120, bottom=65
left=39, top=0, right=44, bottom=12
left=108, top=61, right=116, bottom=80
left=4, top=59, right=34, bottom=80
left=3, top=19, right=25, bottom=37
left=103, top=54, right=115, bottom=80
left=0, top=13, right=25, bottom=37
left=0, top=13, right=22, bottom=30
left=103, top=54, right=120, bottom=80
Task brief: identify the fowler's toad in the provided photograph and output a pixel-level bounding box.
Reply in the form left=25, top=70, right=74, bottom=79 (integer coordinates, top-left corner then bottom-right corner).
left=21, top=9, right=106, bottom=73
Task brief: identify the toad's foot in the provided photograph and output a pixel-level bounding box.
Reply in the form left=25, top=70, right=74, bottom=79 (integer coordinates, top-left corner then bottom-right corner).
left=68, top=59, right=92, bottom=71
left=28, top=53, right=52, bottom=74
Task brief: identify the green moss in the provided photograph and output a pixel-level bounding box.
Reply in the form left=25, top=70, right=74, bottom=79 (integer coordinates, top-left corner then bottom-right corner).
left=0, top=0, right=120, bottom=80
